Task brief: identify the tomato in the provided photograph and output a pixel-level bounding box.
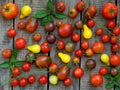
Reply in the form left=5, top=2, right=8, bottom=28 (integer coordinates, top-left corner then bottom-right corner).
left=1, top=3, right=19, bottom=19
left=102, top=2, right=118, bottom=19
left=7, top=28, right=16, bottom=38
left=92, top=42, right=105, bottom=53
left=81, top=40, right=90, bottom=50
left=85, top=48, right=94, bottom=57
left=99, top=67, right=108, bottom=75
left=22, top=62, right=31, bottom=72
left=110, top=68, right=118, bottom=76
left=10, top=78, right=19, bottom=87
left=46, top=34, right=56, bottom=44
left=90, top=74, right=103, bottom=86
left=58, top=23, right=73, bottom=38
left=72, top=33, right=80, bottom=42
left=17, top=21, right=26, bottom=30
left=110, top=54, right=120, bottom=66
left=73, top=67, right=84, bottom=78
left=38, top=75, right=48, bottom=84
left=19, top=77, right=28, bottom=87
left=75, top=20, right=83, bottom=29
left=56, top=2, right=66, bottom=12
left=87, top=19, right=95, bottom=28
left=41, top=42, right=51, bottom=53
left=86, top=59, right=96, bottom=70
left=49, top=75, right=58, bottom=85
left=2, top=48, right=12, bottom=59
left=12, top=67, right=21, bottom=76
left=101, top=34, right=110, bottom=43
left=56, top=40, right=65, bottom=50
left=64, top=78, right=72, bottom=86
left=110, top=36, right=118, bottom=44
left=75, top=49, right=83, bottom=57
left=15, top=38, right=26, bottom=49
left=112, top=27, right=120, bottom=36
left=72, top=57, right=80, bottom=64
left=76, top=1, right=85, bottom=11
left=111, top=44, right=120, bottom=53
left=68, top=8, right=78, bottom=18
left=33, top=32, right=42, bottom=42
left=28, top=75, right=36, bottom=84
left=49, top=63, right=58, bottom=74
left=56, top=20, right=62, bottom=28
left=107, top=20, right=116, bottom=29
left=45, top=22, right=55, bottom=32
left=65, top=42, right=75, bottom=53
left=96, top=28, right=103, bottom=36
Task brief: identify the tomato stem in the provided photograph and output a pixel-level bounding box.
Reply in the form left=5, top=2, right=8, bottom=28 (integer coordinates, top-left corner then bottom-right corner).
left=4, top=6, right=10, bottom=12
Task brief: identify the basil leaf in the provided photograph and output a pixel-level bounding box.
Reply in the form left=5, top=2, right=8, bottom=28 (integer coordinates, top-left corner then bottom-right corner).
left=14, top=61, right=24, bottom=67
left=33, top=10, right=49, bottom=18
left=115, top=86, right=120, bottom=90
left=104, top=74, right=112, bottom=79
left=10, top=56, right=16, bottom=63
left=105, top=81, right=114, bottom=89
left=0, top=61, right=10, bottom=69
left=114, top=82, right=120, bottom=88
left=47, top=0, right=54, bottom=12
left=12, top=48, right=18, bottom=59
left=41, top=15, right=53, bottom=26
left=114, top=74, right=120, bottom=80
left=10, top=64, right=15, bottom=70
left=54, top=11, right=67, bottom=19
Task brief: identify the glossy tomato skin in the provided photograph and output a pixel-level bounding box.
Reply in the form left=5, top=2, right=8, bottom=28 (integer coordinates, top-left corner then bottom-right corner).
left=46, top=34, right=56, bottom=44
left=75, top=20, right=83, bottom=29
left=56, top=20, right=62, bottom=28
left=75, top=49, right=83, bottom=57
left=1, top=3, right=19, bottom=19
left=17, top=21, right=26, bottom=30
left=107, top=20, right=116, bottom=29
left=15, top=38, right=26, bottom=49
left=19, top=77, right=28, bottom=87
left=110, top=54, right=120, bottom=66
left=64, top=78, right=72, bottom=86
left=87, top=19, right=95, bottom=28
left=72, top=57, right=80, bottom=64
left=81, top=40, right=90, bottom=50
left=41, top=42, right=51, bottom=53
left=56, top=40, right=65, bottom=50
left=90, top=74, right=103, bottom=86
left=7, top=28, right=16, bottom=38
left=28, top=75, right=36, bottom=84
left=76, top=1, right=85, bottom=11
left=68, top=8, right=78, bottom=18
left=56, top=2, right=66, bottom=12
left=12, top=67, right=21, bottom=76
left=73, top=67, right=84, bottom=78
left=45, top=22, right=55, bottom=32
left=85, top=48, right=94, bottom=57
left=22, top=62, right=31, bottom=72
left=110, top=36, right=118, bottom=44
left=2, top=48, right=12, bottom=59
left=10, top=78, right=19, bottom=87
left=33, top=32, right=42, bottom=42
left=110, top=68, right=118, bottom=76
left=101, top=34, right=110, bottom=43
left=72, top=33, right=80, bottom=42
left=111, top=44, right=120, bottom=53
left=49, top=63, right=58, bottom=74
left=102, top=2, right=118, bottom=19
left=112, top=27, right=120, bottom=36
left=99, top=67, right=108, bottom=75
left=38, top=75, right=48, bottom=84
left=96, top=28, right=103, bottom=36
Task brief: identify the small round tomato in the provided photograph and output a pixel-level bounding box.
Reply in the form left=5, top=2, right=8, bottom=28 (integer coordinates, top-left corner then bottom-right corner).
left=22, top=62, right=31, bottom=72
left=73, top=67, right=84, bottom=78
left=112, top=27, right=120, bottom=36
left=56, top=20, right=62, bottom=28
left=110, top=68, right=118, bottom=76
left=99, top=67, right=108, bottom=75
left=56, top=40, right=65, bottom=50
left=15, top=38, right=26, bottom=49
left=19, top=77, right=28, bottom=87
left=7, top=28, right=16, bottom=38
left=64, top=78, right=72, bottom=86
left=68, top=8, right=78, bottom=18
left=111, top=44, right=120, bottom=53
left=17, top=21, right=26, bottom=30
left=49, top=63, right=58, bottom=74
left=72, top=57, right=80, bottom=64
left=12, top=67, right=21, bottom=76
left=90, top=74, right=103, bottom=86
left=101, top=34, right=110, bottom=43
left=110, top=54, right=120, bottom=66
left=81, top=40, right=90, bottom=50
left=107, top=20, right=116, bottom=29
left=38, top=75, right=48, bottom=84
left=75, top=49, right=83, bottom=57
left=96, top=28, right=103, bottom=36
left=87, top=19, right=95, bottom=28
left=72, top=33, right=80, bottom=42
left=110, top=36, right=118, bottom=44
left=85, top=48, right=94, bottom=57
left=10, top=78, right=19, bottom=87
left=41, top=42, right=51, bottom=53
left=76, top=1, right=85, bottom=11
left=33, top=32, right=42, bottom=42
left=2, top=48, right=12, bottom=59
left=28, top=75, right=36, bottom=84
left=75, top=20, right=83, bottom=29
left=56, top=2, right=66, bottom=12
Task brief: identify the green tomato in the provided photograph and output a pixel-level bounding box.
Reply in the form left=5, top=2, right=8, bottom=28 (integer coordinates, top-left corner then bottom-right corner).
left=49, top=75, right=58, bottom=85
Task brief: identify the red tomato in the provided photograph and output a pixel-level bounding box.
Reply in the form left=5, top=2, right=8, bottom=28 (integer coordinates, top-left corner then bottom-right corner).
left=56, top=40, right=65, bottom=50
left=75, top=49, right=83, bottom=57
left=7, top=28, right=16, bottom=38
left=1, top=3, right=19, bottom=19
left=19, top=77, right=28, bottom=87
left=41, top=42, right=51, bottom=53
left=72, top=57, right=80, bottom=64
left=33, top=32, right=42, bottom=42
left=110, top=36, right=118, bottom=44
left=111, top=44, right=120, bottom=53
left=112, top=27, right=120, bottom=36
left=99, top=67, right=108, bottom=75
left=38, top=75, right=48, bottom=84
left=68, top=8, right=78, bottom=18
left=107, top=20, right=116, bottom=29
left=2, top=48, right=12, bottom=59
left=12, top=67, right=21, bottom=76
left=96, top=28, right=103, bottom=36
left=64, top=78, right=72, bottom=86
left=22, top=62, right=31, bottom=72
left=90, top=74, right=103, bottom=86
left=76, top=1, right=85, bottom=11
left=28, top=75, right=36, bottom=84
left=81, top=40, right=90, bottom=50
left=56, top=2, right=66, bottom=12
left=73, top=67, right=84, bottom=78
left=10, top=78, right=19, bottom=87
left=49, top=63, right=58, bottom=74
left=17, top=21, right=26, bottom=30
left=15, top=38, right=26, bottom=49
left=56, top=20, right=62, bottom=28
left=87, top=19, right=95, bottom=28
left=85, top=48, right=94, bottom=57
left=102, top=2, right=118, bottom=19
left=110, top=54, right=120, bottom=66
left=101, top=34, right=110, bottom=43
left=72, top=33, right=80, bottom=42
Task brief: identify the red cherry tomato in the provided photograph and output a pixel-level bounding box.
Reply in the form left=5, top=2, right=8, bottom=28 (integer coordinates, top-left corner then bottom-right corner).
left=56, top=40, right=65, bottom=50
left=33, top=32, right=42, bottom=42
left=112, top=27, right=120, bottom=36
left=56, top=20, right=62, bottom=28
left=19, top=77, right=28, bottom=87
left=85, top=48, right=94, bottom=57
left=64, top=77, right=72, bottom=86
left=41, top=42, right=51, bottom=53
left=12, top=67, right=21, bottom=76
left=22, top=62, right=31, bottom=72
left=72, top=57, right=80, bottom=64
left=2, top=48, right=12, bottom=59
left=15, top=38, right=26, bottom=49
left=110, top=36, right=118, bottom=44
left=38, top=75, right=48, bottom=84
left=101, top=34, right=110, bottom=43
left=87, top=19, right=95, bottom=28
left=107, top=20, right=116, bottom=29
left=75, top=49, right=83, bottom=57
left=81, top=40, right=90, bottom=50
left=111, top=44, right=120, bottom=53
left=76, top=1, right=85, bottom=11
left=96, top=28, right=103, bottom=36
left=49, top=63, right=58, bottom=74
left=7, top=28, right=16, bottom=38
left=68, top=8, right=78, bottom=18
left=17, top=21, right=26, bottom=30
left=56, top=2, right=66, bottom=12
left=99, top=67, right=108, bottom=75
left=72, top=33, right=80, bottom=42
left=10, top=78, right=19, bottom=87
left=110, top=54, right=120, bottom=66
left=28, top=75, right=36, bottom=84
left=73, top=67, right=84, bottom=78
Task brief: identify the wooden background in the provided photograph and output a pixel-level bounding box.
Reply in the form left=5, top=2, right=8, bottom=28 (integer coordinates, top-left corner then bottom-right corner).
left=0, top=0, right=119, bottom=90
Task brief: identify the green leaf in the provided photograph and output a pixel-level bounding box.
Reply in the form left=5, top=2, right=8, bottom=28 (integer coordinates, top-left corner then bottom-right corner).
left=104, top=74, right=113, bottom=79
left=82, top=17, right=87, bottom=24
left=115, top=86, right=120, bottom=90
left=33, top=10, right=49, bottom=18
left=114, top=74, right=120, bottom=80
left=12, top=48, right=18, bottom=59
left=10, top=56, right=16, bottom=63
left=0, top=61, right=10, bottom=69
left=105, top=81, right=114, bottom=89
left=47, top=0, right=54, bottom=12
left=54, top=11, right=67, bottom=19
left=41, top=15, right=53, bottom=26
left=10, top=64, right=15, bottom=70
left=114, top=82, right=120, bottom=88
left=14, top=61, right=24, bottom=67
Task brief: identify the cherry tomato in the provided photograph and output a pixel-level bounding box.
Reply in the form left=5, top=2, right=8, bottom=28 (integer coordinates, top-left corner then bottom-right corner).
left=56, top=40, right=65, bottom=50
left=99, top=67, right=108, bottom=75
left=2, top=48, right=12, bottom=59
left=68, top=8, right=78, bottom=18
left=7, top=28, right=16, bottom=38
left=12, top=67, right=21, bottom=76
left=110, top=54, right=120, bottom=66
left=15, top=38, right=26, bottom=49
left=22, top=62, right=31, bottom=72
left=81, top=40, right=90, bottom=50
left=76, top=1, right=85, bottom=11
left=41, top=42, right=51, bottom=53
left=75, top=49, right=83, bottom=57
left=56, top=2, right=66, bottom=12
left=17, top=21, right=26, bottom=30
left=72, top=33, right=80, bottom=42
left=110, top=36, right=118, bottom=44
left=38, top=75, right=48, bottom=84
left=87, top=19, right=95, bottom=28
left=101, top=34, right=110, bottom=43
left=111, top=44, right=120, bottom=53
left=72, top=57, right=80, bottom=64
left=33, top=32, right=42, bottom=42
left=64, top=78, right=72, bottom=86
left=28, top=75, right=36, bottom=84
left=110, top=68, right=118, bottom=76
left=112, top=27, right=120, bottom=36
left=73, top=67, right=84, bottom=78
left=49, top=63, right=58, bottom=74
left=56, top=20, right=62, bottom=28
left=107, top=20, right=116, bottom=29
left=96, top=28, right=103, bottom=36
left=10, top=78, right=19, bottom=87
left=85, top=48, right=94, bottom=57
left=19, top=77, right=28, bottom=87
left=75, top=20, right=83, bottom=29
